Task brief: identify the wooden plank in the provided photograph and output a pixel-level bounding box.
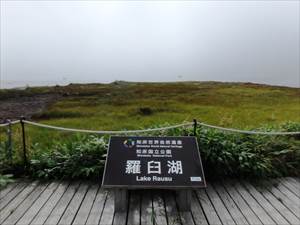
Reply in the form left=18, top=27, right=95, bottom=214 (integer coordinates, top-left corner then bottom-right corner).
left=233, top=181, right=275, bottom=225
left=0, top=182, right=18, bottom=200
left=113, top=212, right=127, bottom=225
left=254, top=181, right=300, bottom=225
left=263, top=180, right=300, bottom=220
left=179, top=211, right=195, bottom=225
left=272, top=179, right=300, bottom=204
left=0, top=182, right=28, bottom=211
left=30, top=182, right=69, bottom=225
left=127, top=190, right=141, bottom=225
left=286, top=177, right=300, bottom=189
left=176, top=190, right=191, bottom=211
left=213, top=182, right=248, bottom=225
left=205, top=182, right=236, bottom=225
left=72, top=184, right=98, bottom=225
left=241, top=181, right=289, bottom=225
left=222, top=181, right=262, bottom=225
left=140, top=190, right=153, bottom=225
left=85, top=188, right=107, bottom=225
left=44, top=182, right=80, bottom=225
left=279, top=178, right=300, bottom=198
left=152, top=190, right=167, bottom=225
left=190, top=191, right=208, bottom=225
left=16, top=182, right=60, bottom=225
left=2, top=182, right=49, bottom=225
left=58, top=183, right=89, bottom=225
left=164, top=191, right=181, bottom=225
left=114, top=189, right=128, bottom=212
left=195, top=189, right=222, bottom=225
left=173, top=192, right=195, bottom=225
left=99, top=191, right=115, bottom=225
left=0, top=181, right=39, bottom=224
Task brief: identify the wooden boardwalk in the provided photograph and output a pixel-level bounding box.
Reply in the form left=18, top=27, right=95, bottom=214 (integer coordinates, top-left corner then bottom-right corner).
left=0, top=177, right=299, bottom=225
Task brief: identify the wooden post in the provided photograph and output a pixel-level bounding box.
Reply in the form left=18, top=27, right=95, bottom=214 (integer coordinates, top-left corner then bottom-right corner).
left=114, top=189, right=128, bottom=212
left=176, top=189, right=191, bottom=211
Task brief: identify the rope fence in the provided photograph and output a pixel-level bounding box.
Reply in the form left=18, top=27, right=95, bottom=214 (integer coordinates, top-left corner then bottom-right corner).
left=198, top=122, right=300, bottom=136
left=22, top=120, right=194, bottom=134
left=0, top=120, right=20, bottom=127
left=0, top=119, right=300, bottom=135
left=1, top=118, right=299, bottom=168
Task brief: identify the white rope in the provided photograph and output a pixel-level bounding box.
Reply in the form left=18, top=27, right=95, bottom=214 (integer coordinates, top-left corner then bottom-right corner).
left=0, top=120, right=20, bottom=127
left=198, top=122, right=300, bottom=135
left=2, top=119, right=298, bottom=135
left=23, top=120, right=193, bottom=134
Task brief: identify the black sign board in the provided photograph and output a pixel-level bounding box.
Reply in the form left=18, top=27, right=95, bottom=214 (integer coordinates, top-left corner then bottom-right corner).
left=102, top=136, right=206, bottom=188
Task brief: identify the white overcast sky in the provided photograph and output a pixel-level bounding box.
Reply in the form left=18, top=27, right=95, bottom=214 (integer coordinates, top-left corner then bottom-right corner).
left=0, top=0, right=299, bottom=88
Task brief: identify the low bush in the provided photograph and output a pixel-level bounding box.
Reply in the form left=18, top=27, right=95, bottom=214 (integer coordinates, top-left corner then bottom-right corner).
left=1, top=122, right=299, bottom=180
left=197, top=127, right=300, bottom=179
left=139, top=107, right=153, bottom=115
left=0, top=174, right=14, bottom=189
left=29, top=136, right=107, bottom=179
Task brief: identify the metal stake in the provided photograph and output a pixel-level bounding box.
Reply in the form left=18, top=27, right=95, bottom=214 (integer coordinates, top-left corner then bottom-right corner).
left=193, top=119, right=197, bottom=136
left=6, top=119, right=13, bottom=165
left=20, top=117, right=28, bottom=169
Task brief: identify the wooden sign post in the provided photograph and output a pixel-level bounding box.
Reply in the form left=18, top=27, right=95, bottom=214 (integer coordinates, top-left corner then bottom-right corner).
left=102, top=136, right=206, bottom=211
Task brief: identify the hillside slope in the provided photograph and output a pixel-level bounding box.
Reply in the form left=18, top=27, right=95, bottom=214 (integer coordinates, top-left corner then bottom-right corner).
left=0, top=81, right=299, bottom=129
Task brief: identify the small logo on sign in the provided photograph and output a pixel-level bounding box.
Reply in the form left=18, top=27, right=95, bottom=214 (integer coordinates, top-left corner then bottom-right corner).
left=123, top=139, right=135, bottom=148
left=190, top=176, right=202, bottom=182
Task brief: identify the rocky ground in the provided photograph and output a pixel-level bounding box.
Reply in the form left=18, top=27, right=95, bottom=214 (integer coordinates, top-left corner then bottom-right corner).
left=0, top=94, right=59, bottom=122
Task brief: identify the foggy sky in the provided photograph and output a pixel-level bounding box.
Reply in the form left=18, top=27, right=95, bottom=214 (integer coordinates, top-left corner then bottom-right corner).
left=0, top=1, right=299, bottom=88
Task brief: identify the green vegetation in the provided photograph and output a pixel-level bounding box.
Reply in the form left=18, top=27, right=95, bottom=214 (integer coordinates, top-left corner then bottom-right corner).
left=42, top=83, right=299, bottom=128
left=0, top=174, right=14, bottom=189
left=2, top=82, right=300, bottom=130
left=25, top=123, right=300, bottom=180
left=0, top=81, right=299, bottom=182
left=30, top=136, right=107, bottom=179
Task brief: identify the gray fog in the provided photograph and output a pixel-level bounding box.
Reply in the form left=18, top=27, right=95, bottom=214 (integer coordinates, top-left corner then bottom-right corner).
left=0, top=1, right=299, bottom=88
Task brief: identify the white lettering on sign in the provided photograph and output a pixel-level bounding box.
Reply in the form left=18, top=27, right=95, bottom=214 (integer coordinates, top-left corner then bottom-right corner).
left=136, top=176, right=151, bottom=181
left=147, top=161, right=161, bottom=174
left=190, top=176, right=202, bottom=182
left=167, top=160, right=183, bottom=174
left=125, top=160, right=141, bottom=174
left=152, top=176, right=172, bottom=181
left=136, top=176, right=173, bottom=182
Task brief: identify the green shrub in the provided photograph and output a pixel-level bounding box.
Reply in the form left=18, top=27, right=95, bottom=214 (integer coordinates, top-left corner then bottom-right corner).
left=2, top=122, right=300, bottom=180
left=197, top=127, right=300, bottom=179
left=0, top=174, right=14, bottom=189
left=29, top=136, right=107, bottom=179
